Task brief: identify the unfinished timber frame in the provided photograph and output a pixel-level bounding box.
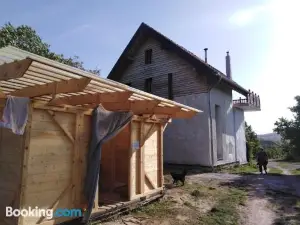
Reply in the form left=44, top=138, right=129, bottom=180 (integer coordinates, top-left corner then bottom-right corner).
left=0, top=46, right=200, bottom=225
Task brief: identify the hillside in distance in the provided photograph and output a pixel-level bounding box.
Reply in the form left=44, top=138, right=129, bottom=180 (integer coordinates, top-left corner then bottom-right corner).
left=257, top=133, right=281, bottom=142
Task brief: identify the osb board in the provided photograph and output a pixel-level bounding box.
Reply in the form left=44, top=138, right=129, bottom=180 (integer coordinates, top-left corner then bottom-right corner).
left=143, top=123, right=159, bottom=192
left=0, top=127, right=24, bottom=225
left=21, top=109, right=75, bottom=225
left=100, top=124, right=130, bottom=191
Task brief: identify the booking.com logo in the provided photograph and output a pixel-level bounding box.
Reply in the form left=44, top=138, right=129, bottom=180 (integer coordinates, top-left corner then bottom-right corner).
left=6, top=207, right=83, bottom=219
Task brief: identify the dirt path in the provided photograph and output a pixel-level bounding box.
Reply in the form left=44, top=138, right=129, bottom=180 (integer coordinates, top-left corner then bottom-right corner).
left=101, top=163, right=300, bottom=225
left=268, top=160, right=291, bottom=175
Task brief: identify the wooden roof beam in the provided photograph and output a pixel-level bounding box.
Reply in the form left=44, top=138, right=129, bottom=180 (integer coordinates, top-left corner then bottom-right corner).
left=10, top=77, right=91, bottom=98
left=0, top=58, right=32, bottom=81
left=174, top=110, right=198, bottom=119
left=49, top=91, right=133, bottom=106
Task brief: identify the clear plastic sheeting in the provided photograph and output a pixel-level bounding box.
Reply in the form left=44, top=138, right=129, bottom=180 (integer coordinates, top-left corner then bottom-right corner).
left=82, top=105, right=133, bottom=223
left=0, top=95, right=30, bottom=135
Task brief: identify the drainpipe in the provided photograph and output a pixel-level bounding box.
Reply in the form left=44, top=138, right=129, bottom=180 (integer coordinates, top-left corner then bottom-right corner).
left=208, top=75, right=222, bottom=171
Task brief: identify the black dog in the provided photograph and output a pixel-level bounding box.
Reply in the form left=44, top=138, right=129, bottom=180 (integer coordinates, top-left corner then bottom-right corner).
left=170, top=168, right=187, bottom=186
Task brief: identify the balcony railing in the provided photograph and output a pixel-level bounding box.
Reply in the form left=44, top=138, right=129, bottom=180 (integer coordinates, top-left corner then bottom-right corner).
left=233, top=90, right=261, bottom=111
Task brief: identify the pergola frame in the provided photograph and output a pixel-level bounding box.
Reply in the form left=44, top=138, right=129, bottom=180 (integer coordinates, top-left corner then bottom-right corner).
left=0, top=46, right=201, bottom=119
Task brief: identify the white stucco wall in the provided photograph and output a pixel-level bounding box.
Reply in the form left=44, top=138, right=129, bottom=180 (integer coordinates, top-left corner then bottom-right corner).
left=234, top=108, right=247, bottom=164
left=163, top=88, right=247, bottom=167
left=163, top=93, right=211, bottom=166
left=210, top=88, right=236, bottom=166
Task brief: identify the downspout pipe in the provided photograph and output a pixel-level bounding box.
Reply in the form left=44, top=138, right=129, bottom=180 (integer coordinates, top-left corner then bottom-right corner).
left=208, top=74, right=223, bottom=171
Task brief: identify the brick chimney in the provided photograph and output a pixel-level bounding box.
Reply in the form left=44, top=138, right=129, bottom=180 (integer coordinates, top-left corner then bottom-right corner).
left=225, top=51, right=232, bottom=79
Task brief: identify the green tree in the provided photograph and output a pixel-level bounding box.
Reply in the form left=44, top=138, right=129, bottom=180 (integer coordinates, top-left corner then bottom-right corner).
left=0, top=23, right=100, bottom=75
left=274, top=95, right=300, bottom=158
left=245, top=122, right=260, bottom=161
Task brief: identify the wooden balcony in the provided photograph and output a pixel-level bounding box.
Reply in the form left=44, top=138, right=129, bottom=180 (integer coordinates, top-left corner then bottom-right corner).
left=233, top=91, right=261, bottom=112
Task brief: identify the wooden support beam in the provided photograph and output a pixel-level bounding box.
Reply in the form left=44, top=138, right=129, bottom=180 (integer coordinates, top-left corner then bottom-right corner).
left=49, top=91, right=132, bottom=106
left=174, top=110, right=198, bottom=119
left=128, top=122, right=133, bottom=200
left=101, top=100, right=160, bottom=113
left=0, top=89, right=6, bottom=99
left=158, top=124, right=164, bottom=187
left=139, top=122, right=145, bottom=194
left=72, top=112, right=84, bottom=208
left=140, top=123, right=156, bottom=148
left=36, top=183, right=73, bottom=224
left=18, top=103, right=33, bottom=225
left=11, top=77, right=91, bottom=98
left=152, top=106, right=182, bottom=115
left=47, top=110, right=75, bottom=143
left=145, top=173, right=155, bottom=189
left=0, top=58, right=32, bottom=81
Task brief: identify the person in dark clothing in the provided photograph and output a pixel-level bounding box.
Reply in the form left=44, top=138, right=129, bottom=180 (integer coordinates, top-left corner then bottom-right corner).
left=256, top=147, right=268, bottom=174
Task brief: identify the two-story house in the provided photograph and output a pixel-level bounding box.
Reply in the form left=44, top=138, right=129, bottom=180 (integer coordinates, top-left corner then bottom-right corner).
left=107, top=23, right=261, bottom=167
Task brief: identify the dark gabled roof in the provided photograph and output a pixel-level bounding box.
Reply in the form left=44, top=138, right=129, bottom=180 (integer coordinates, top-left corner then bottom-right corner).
left=107, top=23, right=249, bottom=96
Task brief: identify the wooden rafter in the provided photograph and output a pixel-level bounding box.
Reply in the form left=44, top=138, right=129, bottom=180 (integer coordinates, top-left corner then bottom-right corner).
left=49, top=91, right=133, bottom=106
left=0, top=58, right=32, bottom=81
left=10, top=77, right=91, bottom=98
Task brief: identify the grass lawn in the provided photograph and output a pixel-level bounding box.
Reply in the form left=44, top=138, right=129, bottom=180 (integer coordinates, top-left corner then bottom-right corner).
left=291, top=169, right=300, bottom=175
left=220, top=164, right=258, bottom=174
left=132, top=183, right=247, bottom=225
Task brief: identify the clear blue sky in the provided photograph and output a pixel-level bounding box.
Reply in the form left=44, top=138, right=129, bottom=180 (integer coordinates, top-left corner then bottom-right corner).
left=1, top=0, right=299, bottom=134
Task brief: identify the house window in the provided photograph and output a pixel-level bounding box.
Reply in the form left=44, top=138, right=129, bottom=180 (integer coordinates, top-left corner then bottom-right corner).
left=168, top=73, right=173, bottom=100
left=145, top=49, right=152, bottom=64
left=126, top=82, right=132, bottom=87
left=145, top=78, right=152, bottom=93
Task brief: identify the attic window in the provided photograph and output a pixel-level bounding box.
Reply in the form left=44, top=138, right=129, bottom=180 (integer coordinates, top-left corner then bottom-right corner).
left=145, top=49, right=152, bottom=64
left=145, top=78, right=152, bottom=93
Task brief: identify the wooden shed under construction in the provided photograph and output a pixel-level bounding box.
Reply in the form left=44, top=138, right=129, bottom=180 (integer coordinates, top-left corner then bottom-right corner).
left=0, top=46, right=200, bottom=225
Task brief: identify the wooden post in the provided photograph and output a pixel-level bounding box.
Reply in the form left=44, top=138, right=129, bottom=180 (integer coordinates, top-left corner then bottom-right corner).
left=139, top=122, right=145, bottom=194
left=128, top=122, right=133, bottom=200
left=72, top=112, right=84, bottom=208
left=18, top=103, right=33, bottom=225
left=157, top=124, right=164, bottom=187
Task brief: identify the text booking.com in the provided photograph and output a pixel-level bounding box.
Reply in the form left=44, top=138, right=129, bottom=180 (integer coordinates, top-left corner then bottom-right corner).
left=6, top=207, right=83, bottom=219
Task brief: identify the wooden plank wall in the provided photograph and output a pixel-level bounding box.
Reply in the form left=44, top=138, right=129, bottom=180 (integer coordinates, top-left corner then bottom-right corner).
left=0, top=126, right=24, bottom=225
left=20, top=109, right=82, bottom=225
left=118, top=38, right=209, bottom=98
left=129, top=121, right=162, bottom=199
